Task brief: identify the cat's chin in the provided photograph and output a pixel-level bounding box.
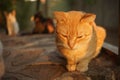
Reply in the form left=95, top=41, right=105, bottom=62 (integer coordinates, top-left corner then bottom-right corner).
left=57, top=46, right=79, bottom=51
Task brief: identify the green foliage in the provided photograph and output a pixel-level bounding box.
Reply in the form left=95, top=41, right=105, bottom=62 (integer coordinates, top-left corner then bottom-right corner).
left=0, top=0, right=15, bottom=12
left=84, top=0, right=96, bottom=5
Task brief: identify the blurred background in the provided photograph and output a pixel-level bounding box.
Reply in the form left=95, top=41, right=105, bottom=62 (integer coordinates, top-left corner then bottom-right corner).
left=0, top=0, right=119, bottom=50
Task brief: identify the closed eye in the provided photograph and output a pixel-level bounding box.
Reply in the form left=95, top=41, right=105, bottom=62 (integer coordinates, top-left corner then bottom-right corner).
left=56, top=32, right=67, bottom=38
left=61, top=34, right=67, bottom=37
left=77, top=35, right=83, bottom=38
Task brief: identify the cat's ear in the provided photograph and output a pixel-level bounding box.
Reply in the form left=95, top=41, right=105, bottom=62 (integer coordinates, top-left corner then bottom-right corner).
left=54, top=11, right=66, bottom=20
left=81, top=13, right=96, bottom=23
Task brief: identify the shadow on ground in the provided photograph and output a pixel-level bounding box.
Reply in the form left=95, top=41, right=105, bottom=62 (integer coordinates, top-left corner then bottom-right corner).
left=0, top=34, right=119, bottom=80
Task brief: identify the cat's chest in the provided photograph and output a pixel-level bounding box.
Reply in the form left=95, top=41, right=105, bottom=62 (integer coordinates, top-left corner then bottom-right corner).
left=58, top=46, right=88, bottom=59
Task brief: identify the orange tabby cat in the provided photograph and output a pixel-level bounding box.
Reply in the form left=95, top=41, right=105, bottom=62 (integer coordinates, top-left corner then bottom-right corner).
left=54, top=11, right=106, bottom=72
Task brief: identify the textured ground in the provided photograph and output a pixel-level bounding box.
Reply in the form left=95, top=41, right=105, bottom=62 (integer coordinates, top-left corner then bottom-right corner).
left=0, top=34, right=119, bottom=80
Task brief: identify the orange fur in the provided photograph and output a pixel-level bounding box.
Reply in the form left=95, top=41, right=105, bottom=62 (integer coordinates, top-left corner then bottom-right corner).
left=54, top=11, right=106, bottom=72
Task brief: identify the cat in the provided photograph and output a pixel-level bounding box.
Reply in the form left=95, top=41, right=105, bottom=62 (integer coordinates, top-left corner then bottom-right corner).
left=0, top=41, right=5, bottom=78
left=5, top=10, right=19, bottom=36
left=32, top=12, right=54, bottom=34
left=54, top=11, right=106, bottom=72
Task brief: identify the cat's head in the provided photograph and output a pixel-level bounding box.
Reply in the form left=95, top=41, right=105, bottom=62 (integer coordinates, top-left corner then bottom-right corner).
left=54, top=11, right=96, bottom=49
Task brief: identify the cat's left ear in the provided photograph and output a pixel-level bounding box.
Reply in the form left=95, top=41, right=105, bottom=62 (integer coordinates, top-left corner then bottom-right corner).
left=81, top=13, right=96, bottom=23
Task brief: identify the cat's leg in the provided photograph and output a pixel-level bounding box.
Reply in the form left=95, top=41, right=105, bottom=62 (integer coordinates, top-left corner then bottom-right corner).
left=66, top=58, right=76, bottom=71
left=76, top=59, right=91, bottom=72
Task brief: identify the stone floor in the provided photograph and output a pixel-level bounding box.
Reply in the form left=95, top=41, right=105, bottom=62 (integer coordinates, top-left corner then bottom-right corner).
left=0, top=34, right=120, bottom=80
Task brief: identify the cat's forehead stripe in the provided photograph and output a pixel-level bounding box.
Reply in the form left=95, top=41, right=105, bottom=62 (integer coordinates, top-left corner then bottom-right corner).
left=56, top=11, right=92, bottom=35
left=67, top=11, right=84, bottom=21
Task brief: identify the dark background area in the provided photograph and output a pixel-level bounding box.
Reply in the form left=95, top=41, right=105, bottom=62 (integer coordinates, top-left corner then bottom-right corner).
left=0, top=0, right=119, bottom=47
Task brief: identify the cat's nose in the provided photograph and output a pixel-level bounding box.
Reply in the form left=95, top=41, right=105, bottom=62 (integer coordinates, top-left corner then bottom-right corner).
left=68, top=41, right=75, bottom=49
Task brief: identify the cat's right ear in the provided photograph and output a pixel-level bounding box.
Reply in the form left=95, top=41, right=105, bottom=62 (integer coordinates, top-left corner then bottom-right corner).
left=54, top=11, right=66, bottom=20
left=81, top=13, right=96, bottom=23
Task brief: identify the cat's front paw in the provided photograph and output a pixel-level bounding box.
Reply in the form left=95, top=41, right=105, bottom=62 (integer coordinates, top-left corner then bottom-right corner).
left=76, top=63, right=88, bottom=72
left=66, top=64, right=76, bottom=71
